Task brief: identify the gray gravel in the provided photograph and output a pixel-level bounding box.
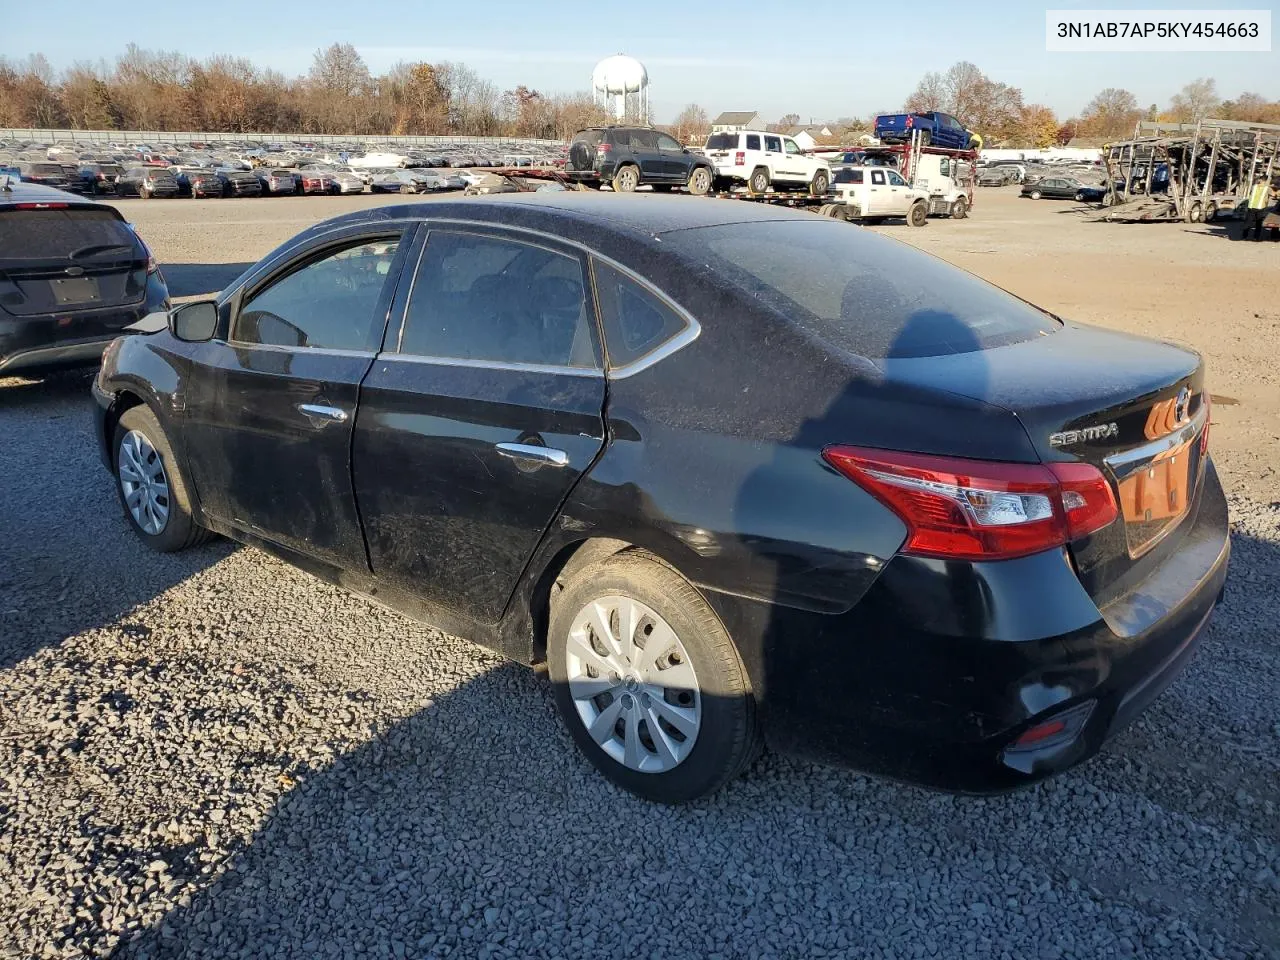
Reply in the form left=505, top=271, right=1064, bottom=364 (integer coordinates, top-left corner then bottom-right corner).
left=1, top=199, right=1279, bottom=958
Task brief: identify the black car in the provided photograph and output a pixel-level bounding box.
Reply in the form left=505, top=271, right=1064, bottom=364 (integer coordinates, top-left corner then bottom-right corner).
left=172, top=167, right=224, bottom=199
left=0, top=180, right=170, bottom=376
left=76, top=163, right=125, bottom=195
left=1021, top=177, right=1095, bottom=201
left=565, top=126, right=714, bottom=195
left=215, top=167, right=263, bottom=198
left=17, top=161, right=73, bottom=190
left=91, top=195, right=1228, bottom=804
left=117, top=166, right=181, bottom=199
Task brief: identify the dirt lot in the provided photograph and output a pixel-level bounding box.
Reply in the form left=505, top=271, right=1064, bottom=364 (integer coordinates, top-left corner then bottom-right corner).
left=1, top=187, right=1277, bottom=960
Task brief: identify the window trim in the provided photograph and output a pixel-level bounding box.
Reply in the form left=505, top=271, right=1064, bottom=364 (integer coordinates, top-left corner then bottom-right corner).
left=393, top=225, right=604, bottom=374
left=384, top=217, right=700, bottom=380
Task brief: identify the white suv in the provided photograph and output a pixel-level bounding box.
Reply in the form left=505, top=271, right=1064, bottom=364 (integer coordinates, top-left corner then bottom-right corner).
left=703, top=130, right=831, bottom=196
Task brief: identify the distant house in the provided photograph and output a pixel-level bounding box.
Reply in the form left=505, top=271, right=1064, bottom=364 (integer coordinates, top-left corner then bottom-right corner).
left=786, top=124, right=834, bottom=150
left=711, top=111, right=763, bottom=133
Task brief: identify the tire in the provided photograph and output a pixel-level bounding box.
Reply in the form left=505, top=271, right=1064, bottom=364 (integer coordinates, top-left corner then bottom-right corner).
left=611, top=165, right=639, bottom=193
left=747, top=167, right=770, bottom=196
left=548, top=551, right=761, bottom=804
left=686, top=166, right=712, bottom=196
left=809, top=170, right=829, bottom=197
left=907, top=201, right=928, bottom=227
left=1186, top=201, right=1203, bottom=223
left=1204, top=202, right=1217, bottom=222
left=140, top=185, right=151, bottom=199
left=1029, top=190, right=1042, bottom=200
left=113, top=406, right=211, bottom=553
left=951, top=197, right=968, bottom=219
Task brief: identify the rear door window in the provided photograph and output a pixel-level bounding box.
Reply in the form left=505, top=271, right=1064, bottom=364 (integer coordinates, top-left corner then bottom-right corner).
left=630, top=130, right=659, bottom=150
left=764, top=136, right=782, bottom=153
left=592, top=260, right=690, bottom=371
left=871, top=170, right=886, bottom=185
left=399, top=231, right=597, bottom=369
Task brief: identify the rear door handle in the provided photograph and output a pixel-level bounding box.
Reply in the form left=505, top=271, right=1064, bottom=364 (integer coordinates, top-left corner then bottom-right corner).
left=495, top=443, right=569, bottom=468
left=298, top=403, right=348, bottom=424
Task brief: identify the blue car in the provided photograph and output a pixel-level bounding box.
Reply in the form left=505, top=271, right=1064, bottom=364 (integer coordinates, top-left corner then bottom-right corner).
left=874, top=112, right=976, bottom=149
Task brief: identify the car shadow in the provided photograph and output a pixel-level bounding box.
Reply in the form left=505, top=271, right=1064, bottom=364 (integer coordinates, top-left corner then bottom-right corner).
left=161, top=263, right=254, bottom=300
left=0, top=368, right=229, bottom=671
left=1187, top=220, right=1280, bottom=241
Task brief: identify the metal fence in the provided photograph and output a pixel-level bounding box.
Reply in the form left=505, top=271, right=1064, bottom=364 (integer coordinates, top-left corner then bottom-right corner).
left=0, top=128, right=564, bottom=148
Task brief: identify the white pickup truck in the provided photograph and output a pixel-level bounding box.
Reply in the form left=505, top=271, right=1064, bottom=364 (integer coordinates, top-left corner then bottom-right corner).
left=828, top=166, right=929, bottom=225
left=703, top=130, right=831, bottom=196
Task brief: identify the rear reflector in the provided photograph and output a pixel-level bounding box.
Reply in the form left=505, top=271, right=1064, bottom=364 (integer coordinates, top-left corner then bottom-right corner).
left=1008, top=702, right=1094, bottom=752
left=822, top=446, right=1119, bottom=561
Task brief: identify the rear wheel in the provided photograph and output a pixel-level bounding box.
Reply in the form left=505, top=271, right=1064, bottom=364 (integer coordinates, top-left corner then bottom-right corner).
left=809, top=170, right=829, bottom=197
left=140, top=185, right=151, bottom=199
left=686, top=166, right=712, bottom=196
left=1186, top=201, right=1204, bottom=223
left=951, top=197, right=968, bottom=219
left=113, top=406, right=211, bottom=553
left=548, top=551, right=761, bottom=803
left=612, top=165, right=640, bottom=192
left=747, top=167, right=770, bottom=196
left=907, top=201, right=928, bottom=227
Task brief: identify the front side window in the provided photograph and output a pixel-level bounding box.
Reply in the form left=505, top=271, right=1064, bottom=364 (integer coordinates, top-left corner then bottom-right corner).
left=764, top=136, right=782, bottom=153
left=400, top=231, right=596, bottom=369
left=657, top=133, right=682, bottom=151
left=593, top=260, right=689, bottom=371
left=783, top=139, right=801, bottom=155
left=871, top=170, right=887, bottom=185
left=234, top=237, right=401, bottom=351
left=887, top=171, right=907, bottom=186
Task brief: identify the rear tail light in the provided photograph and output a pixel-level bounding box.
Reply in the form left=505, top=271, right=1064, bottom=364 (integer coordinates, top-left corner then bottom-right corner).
left=14, top=202, right=69, bottom=209
left=822, top=446, right=1119, bottom=561
left=597, top=143, right=612, bottom=155
left=734, top=151, right=745, bottom=166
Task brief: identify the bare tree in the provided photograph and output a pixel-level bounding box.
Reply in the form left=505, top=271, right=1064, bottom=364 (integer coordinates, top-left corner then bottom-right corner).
left=1078, top=87, right=1143, bottom=139
left=672, top=103, right=710, bottom=144
left=1167, top=77, right=1220, bottom=122
left=904, top=72, right=946, bottom=112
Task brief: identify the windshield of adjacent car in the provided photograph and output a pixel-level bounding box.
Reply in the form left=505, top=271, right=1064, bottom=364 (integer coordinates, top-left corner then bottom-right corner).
left=665, top=220, right=1060, bottom=358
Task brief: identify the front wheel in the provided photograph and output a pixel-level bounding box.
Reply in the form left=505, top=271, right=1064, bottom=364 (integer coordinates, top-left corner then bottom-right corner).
left=611, top=165, right=639, bottom=192
left=113, top=406, right=211, bottom=552
left=951, top=197, right=968, bottom=219
left=686, top=166, right=712, bottom=196
left=907, top=201, right=928, bottom=227
left=548, top=551, right=761, bottom=804
left=747, top=167, right=770, bottom=196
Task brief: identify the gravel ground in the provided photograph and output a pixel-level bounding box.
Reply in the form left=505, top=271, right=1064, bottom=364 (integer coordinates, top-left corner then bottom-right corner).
left=1, top=192, right=1278, bottom=959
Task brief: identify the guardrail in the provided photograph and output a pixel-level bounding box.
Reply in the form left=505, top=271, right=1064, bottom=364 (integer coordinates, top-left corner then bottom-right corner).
left=0, top=128, right=565, bottom=148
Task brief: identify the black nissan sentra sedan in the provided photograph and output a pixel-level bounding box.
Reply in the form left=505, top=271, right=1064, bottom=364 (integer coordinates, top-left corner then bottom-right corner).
left=91, top=194, right=1228, bottom=803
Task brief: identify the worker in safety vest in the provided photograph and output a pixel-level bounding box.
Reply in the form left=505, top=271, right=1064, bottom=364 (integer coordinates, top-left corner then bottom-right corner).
left=1245, top=178, right=1277, bottom=241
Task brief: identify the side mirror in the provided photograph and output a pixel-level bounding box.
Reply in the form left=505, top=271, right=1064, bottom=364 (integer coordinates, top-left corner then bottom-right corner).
left=169, top=300, right=218, bottom=342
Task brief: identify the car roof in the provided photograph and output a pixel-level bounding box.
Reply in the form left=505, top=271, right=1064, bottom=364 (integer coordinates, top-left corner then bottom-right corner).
left=0, top=181, right=109, bottom=209
left=321, top=192, right=831, bottom=239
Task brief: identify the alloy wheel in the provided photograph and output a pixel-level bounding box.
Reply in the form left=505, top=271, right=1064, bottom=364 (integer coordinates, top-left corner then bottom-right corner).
left=118, top=429, right=171, bottom=535
left=565, top=595, right=701, bottom=773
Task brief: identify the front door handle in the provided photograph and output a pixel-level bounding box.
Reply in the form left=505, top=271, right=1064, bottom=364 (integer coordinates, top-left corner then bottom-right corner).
left=298, top=403, right=348, bottom=424
left=495, top=443, right=569, bottom=468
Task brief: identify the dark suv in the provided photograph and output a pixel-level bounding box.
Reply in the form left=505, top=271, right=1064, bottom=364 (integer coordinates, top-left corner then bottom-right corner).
left=565, top=126, right=714, bottom=195
left=0, top=179, right=170, bottom=376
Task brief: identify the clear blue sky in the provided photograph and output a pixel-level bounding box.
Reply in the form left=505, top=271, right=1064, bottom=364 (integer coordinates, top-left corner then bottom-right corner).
left=4, top=0, right=1276, bottom=123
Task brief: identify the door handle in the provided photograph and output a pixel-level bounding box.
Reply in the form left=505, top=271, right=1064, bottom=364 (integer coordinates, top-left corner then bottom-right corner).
left=495, top=443, right=569, bottom=468
left=298, top=403, right=348, bottom=424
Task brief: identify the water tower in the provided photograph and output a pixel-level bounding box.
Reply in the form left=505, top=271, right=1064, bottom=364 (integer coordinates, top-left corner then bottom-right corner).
left=592, top=55, right=649, bottom=123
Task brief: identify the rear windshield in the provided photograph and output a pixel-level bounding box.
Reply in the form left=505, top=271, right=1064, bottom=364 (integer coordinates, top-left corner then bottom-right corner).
left=705, top=133, right=737, bottom=150
left=26, top=163, right=64, bottom=175
left=833, top=168, right=863, bottom=184
left=574, top=131, right=604, bottom=147
left=0, top=208, right=137, bottom=261
left=665, top=221, right=1059, bottom=359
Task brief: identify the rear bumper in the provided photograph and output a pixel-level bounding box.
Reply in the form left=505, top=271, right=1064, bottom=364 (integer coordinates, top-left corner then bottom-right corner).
left=0, top=276, right=170, bottom=376
left=708, top=459, right=1231, bottom=793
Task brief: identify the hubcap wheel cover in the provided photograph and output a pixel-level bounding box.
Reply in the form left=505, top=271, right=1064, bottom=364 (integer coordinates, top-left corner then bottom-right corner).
left=118, top=430, right=171, bottom=535
left=566, top=595, right=702, bottom=773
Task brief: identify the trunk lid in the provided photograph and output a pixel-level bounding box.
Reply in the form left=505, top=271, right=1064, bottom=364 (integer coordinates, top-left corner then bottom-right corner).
left=0, top=206, right=149, bottom=316
left=879, top=323, right=1207, bottom=603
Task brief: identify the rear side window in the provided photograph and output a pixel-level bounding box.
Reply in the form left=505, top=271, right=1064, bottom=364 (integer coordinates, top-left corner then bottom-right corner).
left=705, top=133, right=736, bottom=150
left=234, top=237, right=400, bottom=351
left=592, top=260, right=689, bottom=370
left=0, top=208, right=137, bottom=261
left=665, top=221, right=1059, bottom=359
left=400, top=231, right=596, bottom=369
left=745, top=134, right=761, bottom=150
